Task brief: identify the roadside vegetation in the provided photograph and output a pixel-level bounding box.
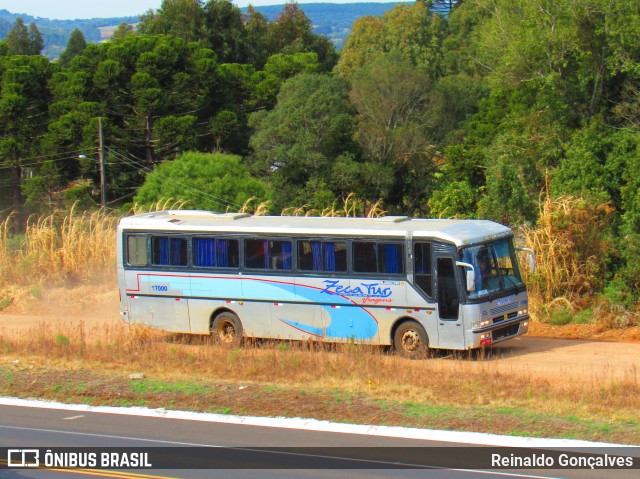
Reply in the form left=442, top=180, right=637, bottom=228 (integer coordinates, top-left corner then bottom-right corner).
left=1, top=195, right=637, bottom=328
left=0, top=321, right=638, bottom=445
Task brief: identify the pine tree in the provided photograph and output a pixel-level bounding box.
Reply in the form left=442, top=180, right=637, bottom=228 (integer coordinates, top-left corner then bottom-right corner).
left=59, top=28, right=87, bottom=66
left=4, top=18, right=31, bottom=55
left=28, top=22, right=44, bottom=54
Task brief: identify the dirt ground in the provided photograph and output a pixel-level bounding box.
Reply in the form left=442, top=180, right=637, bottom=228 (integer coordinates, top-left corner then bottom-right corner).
left=1, top=284, right=639, bottom=384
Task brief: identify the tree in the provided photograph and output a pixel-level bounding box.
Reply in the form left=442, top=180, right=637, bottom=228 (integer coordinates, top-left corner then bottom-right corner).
left=203, top=0, right=248, bottom=64
left=264, top=3, right=338, bottom=72
left=0, top=55, right=53, bottom=210
left=111, top=23, right=136, bottom=41
left=28, top=22, right=44, bottom=55
left=44, top=34, right=222, bottom=205
left=335, top=1, right=447, bottom=79
left=134, top=152, right=267, bottom=211
left=265, top=3, right=313, bottom=54
left=248, top=73, right=356, bottom=209
left=4, top=18, right=37, bottom=55
left=350, top=53, right=435, bottom=211
left=59, top=29, right=87, bottom=67
left=138, top=0, right=206, bottom=42
left=244, top=6, right=270, bottom=68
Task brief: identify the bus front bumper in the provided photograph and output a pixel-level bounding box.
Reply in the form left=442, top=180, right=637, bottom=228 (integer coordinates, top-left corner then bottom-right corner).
left=469, top=314, right=529, bottom=347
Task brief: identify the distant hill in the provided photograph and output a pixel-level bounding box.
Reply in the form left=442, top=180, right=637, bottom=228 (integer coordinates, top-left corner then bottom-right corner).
left=0, top=9, right=139, bottom=59
left=241, top=2, right=414, bottom=50
left=0, top=2, right=448, bottom=60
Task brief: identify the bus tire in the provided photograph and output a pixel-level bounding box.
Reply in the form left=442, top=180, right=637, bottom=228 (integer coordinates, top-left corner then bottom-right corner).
left=393, top=320, right=429, bottom=359
left=211, top=311, right=243, bottom=346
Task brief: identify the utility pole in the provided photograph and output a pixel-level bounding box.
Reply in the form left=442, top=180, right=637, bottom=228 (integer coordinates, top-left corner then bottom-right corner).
left=145, top=115, right=155, bottom=167
left=98, top=117, right=106, bottom=208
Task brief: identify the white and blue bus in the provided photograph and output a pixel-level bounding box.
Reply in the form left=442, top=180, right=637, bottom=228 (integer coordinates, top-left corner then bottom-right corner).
left=117, top=211, right=533, bottom=357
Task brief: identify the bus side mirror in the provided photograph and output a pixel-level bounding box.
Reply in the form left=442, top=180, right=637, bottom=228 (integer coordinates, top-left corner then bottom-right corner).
left=456, top=261, right=476, bottom=292
left=517, top=247, right=535, bottom=274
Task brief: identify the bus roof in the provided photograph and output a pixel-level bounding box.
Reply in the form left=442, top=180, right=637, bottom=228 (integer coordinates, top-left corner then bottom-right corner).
left=118, top=211, right=512, bottom=247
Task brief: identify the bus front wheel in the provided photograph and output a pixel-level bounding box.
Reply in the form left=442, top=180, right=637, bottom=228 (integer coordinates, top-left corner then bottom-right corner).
left=393, top=321, right=429, bottom=359
left=211, top=311, right=243, bottom=346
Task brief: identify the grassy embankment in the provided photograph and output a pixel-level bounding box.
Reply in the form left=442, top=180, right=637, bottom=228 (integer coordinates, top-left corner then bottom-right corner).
left=0, top=200, right=639, bottom=444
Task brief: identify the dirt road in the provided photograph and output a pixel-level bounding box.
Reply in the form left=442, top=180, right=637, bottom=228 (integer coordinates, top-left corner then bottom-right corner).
left=1, top=295, right=638, bottom=384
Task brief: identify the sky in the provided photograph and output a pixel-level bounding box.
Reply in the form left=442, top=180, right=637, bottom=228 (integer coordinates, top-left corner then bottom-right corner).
left=0, top=0, right=404, bottom=20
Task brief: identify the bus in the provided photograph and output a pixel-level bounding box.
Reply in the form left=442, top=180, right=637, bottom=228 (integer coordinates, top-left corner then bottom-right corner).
left=116, top=211, right=534, bottom=357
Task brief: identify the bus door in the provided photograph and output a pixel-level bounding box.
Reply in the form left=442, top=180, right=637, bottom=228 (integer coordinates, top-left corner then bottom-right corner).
left=412, top=241, right=438, bottom=345
left=435, top=255, right=464, bottom=349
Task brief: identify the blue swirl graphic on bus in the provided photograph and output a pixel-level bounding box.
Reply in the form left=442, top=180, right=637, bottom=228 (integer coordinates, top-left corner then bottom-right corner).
left=280, top=281, right=378, bottom=340
left=140, top=275, right=379, bottom=340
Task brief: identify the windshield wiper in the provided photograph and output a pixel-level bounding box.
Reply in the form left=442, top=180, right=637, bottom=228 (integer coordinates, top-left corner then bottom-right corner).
left=501, top=273, right=521, bottom=293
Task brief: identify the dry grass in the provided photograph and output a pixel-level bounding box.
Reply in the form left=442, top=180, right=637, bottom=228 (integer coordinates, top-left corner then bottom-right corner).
left=281, top=193, right=386, bottom=218
left=0, top=321, right=638, bottom=436
left=131, top=198, right=190, bottom=214
left=517, top=194, right=630, bottom=325
left=0, top=205, right=118, bottom=290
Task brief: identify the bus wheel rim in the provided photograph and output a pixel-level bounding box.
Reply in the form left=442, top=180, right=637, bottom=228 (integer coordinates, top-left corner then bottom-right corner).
left=401, top=330, right=421, bottom=351
left=218, top=320, right=236, bottom=342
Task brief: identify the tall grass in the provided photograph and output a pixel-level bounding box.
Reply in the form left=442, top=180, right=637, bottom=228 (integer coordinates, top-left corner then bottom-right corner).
left=520, top=195, right=614, bottom=305
left=281, top=193, right=386, bottom=218
left=0, top=205, right=118, bottom=289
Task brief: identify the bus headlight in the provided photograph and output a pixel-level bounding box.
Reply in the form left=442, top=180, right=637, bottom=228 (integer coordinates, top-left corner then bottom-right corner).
left=518, top=308, right=528, bottom=316
left=472, top=320, right=491, bottom=329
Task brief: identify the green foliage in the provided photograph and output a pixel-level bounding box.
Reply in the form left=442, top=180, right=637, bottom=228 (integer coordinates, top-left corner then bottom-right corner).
left=138, top=0, right=206, bottom=43
left=63, top=184, right=94, bottom=210
left=248, top=73, right=355, bottom=210
left=0, top=54, right=53, bottom=210
left=350, top=53, right=436, bottom=212
left=134, top=152, right=267, bottom=211
left=204, top=0, right=249, bottom=64
left=153, top=115, right=198, bottom=158
left=477, top=156, right=535, bottom=225
left=111, top=23, right=136, bottom=41
left=59, top=29, right=87, bottom=67
left=4, top=18, right=43, bottom=55
left=428, top=179, right=477, bottom=219
left=335, top=1, right=447, bottom=78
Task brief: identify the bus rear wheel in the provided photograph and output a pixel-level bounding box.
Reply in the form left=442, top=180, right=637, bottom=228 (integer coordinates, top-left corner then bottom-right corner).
left=211, top=311, right=243, bottom=346
left=393, top=320, right=429, bottom=359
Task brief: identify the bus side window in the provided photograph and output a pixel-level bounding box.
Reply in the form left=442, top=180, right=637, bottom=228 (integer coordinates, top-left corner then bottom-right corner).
left=270, top=240, right=292, bottom=270
left=245, top=239, right=292, bottom=270
left=298, top=240, right=347, bottom=272
left=353, top=242, right=377, bottom=273
left=127, top=235, right=148, bottom=266
left=380, top=243, right=403, bottom=274
left=193, top=238, right=239, bottom=268
left=152, top=236, right=187, bottom=266
left=414, top=242, right=433, bottom=297
left=353, top=242, right=403, bottom=274
left=245, top=239, right=267, bottom=269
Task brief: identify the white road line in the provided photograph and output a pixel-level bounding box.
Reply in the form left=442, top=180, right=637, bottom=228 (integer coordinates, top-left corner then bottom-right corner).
left=63, top=415, right=86, bottom=420
left=0, top=396, right=634, bottom=449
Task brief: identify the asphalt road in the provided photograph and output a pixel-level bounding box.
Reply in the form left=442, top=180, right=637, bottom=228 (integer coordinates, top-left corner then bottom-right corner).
left=0, top=403, right=638, bottom=479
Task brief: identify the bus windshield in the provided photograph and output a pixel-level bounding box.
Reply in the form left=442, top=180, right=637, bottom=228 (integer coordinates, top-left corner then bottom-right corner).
left=460, top=238, right=524, bottom=300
